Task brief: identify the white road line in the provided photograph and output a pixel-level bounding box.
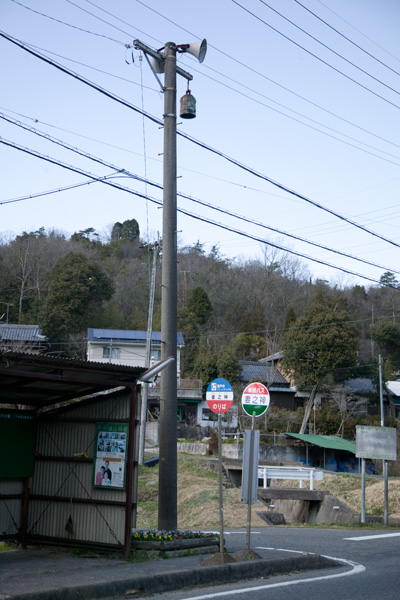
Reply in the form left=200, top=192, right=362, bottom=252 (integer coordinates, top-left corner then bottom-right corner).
left=183, top=552, right=365, bottom=600
left=274, top=548, right=308, bottom=554
left=344, top=532, right=400, bottom=541
left=204, top=531, right=261, bottom=535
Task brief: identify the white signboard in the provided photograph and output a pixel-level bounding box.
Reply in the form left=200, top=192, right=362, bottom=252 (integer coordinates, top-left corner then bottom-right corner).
left=356, top=425, right=397, bottom=461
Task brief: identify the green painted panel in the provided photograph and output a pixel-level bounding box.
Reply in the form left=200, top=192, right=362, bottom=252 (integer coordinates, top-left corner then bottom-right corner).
left=0, top=411, right=37, bottom=478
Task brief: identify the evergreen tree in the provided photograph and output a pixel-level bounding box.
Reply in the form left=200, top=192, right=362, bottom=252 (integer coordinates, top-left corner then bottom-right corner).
left=282, top=290, right=358, bottom=433
left=187, top=287, right=212, bottom=325
left=40, top=252, right=114, bottom=340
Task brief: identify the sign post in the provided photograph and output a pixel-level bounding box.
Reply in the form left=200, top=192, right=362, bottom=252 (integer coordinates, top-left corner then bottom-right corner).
left=241, top=382, right=270, bottom=552
left=206, top=378, right=233, bottom=554
left=356, top=425, right=397, bottom=525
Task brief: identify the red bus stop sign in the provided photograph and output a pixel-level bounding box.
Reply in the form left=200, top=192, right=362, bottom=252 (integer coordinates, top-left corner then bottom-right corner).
left=206, top=378, right=233, bottom=414
left=241, top=382, right=270, bottom=417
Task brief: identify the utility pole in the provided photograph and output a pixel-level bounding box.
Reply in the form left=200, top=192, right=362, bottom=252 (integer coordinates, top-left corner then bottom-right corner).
left=158, top=41, right=179, bottom=530
left=133, top=38, right=206, bottom=531
left=139, top=241, right=160, bottom=465
left=3, top=302, right=14, bottom=324
left=379, top=354, right=389, bottom=526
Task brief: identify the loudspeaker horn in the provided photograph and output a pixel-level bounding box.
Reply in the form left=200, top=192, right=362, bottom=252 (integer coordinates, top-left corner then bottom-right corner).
left=150, top=56, right=164, bottom=74
left=185, top=39, right=207, bottom=63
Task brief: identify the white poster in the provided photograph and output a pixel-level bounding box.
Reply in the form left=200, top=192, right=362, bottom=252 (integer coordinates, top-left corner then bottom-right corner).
left=93, top=422, right=128, bottom=489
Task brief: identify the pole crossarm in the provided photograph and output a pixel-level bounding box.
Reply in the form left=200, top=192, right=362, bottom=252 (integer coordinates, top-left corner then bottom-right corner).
left=133, top=40, right=193, bottom=81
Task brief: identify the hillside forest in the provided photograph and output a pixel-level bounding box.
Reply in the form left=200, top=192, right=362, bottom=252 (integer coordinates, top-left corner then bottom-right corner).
left=1, top=222, right=400, bottom=436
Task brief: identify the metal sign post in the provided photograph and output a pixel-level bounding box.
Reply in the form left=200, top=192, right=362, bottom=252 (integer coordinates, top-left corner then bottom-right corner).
left=218, top=410, right=224, bottom=554
left=206, top=378, right=233, bottom=555
left=241, top=383, right=270, bottom=553
left=356, top=425, right=397, bottom=525
left=246, top=413, right=256, bottom=552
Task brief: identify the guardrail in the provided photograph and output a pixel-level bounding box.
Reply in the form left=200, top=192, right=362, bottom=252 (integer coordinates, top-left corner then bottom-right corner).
left=258, top=465, right=323, bottom=490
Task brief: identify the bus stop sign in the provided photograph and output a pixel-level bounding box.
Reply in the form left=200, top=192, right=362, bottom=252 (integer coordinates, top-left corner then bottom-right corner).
left=241, top=382, right=270, bottom=417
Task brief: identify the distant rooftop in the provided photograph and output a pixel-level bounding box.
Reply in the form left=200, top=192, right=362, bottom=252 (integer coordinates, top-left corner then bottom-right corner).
left=0, top=324, right=47, bottom=342
left=386, top=381, right=400, bottom=397
left=239, top=360, right=288, bottom=386
left=259, top=351, right=284, bottom=363
left=343, top=378, right=379, bottom=395
left=87, top=328, right=185, bottom=346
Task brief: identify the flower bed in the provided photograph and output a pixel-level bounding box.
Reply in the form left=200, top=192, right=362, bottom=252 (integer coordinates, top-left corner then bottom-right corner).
left=131, top=529, right=220, bottom=555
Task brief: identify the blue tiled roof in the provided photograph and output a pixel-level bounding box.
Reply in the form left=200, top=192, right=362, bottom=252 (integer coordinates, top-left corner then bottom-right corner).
left=87, top=328, right=185, bottom=346
left=239, top=361, right=289, bottom=385
left=0, top=324, right=46, bottom=342
left=344, top=378, right=379, bottom=394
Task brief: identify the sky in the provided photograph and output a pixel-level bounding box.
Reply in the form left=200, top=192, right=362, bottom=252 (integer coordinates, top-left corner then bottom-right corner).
left=1, top=0, right=400, bottom=288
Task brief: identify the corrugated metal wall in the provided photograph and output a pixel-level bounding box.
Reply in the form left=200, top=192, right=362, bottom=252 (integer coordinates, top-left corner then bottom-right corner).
left=0, top=479, right=22, bottom=537
left=27, top=390, right=139, bottom=548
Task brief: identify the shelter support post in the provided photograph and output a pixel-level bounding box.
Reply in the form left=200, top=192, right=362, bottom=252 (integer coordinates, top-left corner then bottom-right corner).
left=20, top=477, right=32, bottom=548
left=124, top=386, right=138, bottom=559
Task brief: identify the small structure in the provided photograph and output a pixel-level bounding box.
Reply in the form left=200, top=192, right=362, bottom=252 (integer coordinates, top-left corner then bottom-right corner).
left=0, top=351, right=146, bottom=556
left=239, top=360, right=296, bottom=410
left=0, top=324, right=48, bottom=354
left=86, top=329, right=206, bottom=428
left=87, top=328, right=184, bottom=376
left=148, top=377, right=203, bottom=425
left=384, top=381, right=400, bottom=417
left=285, top=433, right=359, bottom=473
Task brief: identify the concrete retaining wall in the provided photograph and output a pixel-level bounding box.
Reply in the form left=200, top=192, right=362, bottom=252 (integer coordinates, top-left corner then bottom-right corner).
left=222, top=444, right=299, bottom=462
left=177, top=442, right=208, bottom=455
left=262, top=493, right=359, bottom=525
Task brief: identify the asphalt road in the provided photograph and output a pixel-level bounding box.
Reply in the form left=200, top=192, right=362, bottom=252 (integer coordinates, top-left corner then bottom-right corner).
left=146, top=527, right=400, bottom=600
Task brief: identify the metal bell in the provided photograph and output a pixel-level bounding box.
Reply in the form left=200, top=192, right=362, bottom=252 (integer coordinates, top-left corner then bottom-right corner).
left=180, top=90, right=196, bottom=119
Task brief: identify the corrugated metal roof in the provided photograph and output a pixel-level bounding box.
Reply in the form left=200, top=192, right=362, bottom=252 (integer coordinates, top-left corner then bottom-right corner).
left=386, top=381, right=400, bottom=397
left=0, top=324, right=47, bottom=342
left=0, top=351, right=146, bottom=409
left=239, top=361, right=288, bottom=385
left=286, top=433, right=357, bottom=454
left=87, top=328, right=185, bottom=346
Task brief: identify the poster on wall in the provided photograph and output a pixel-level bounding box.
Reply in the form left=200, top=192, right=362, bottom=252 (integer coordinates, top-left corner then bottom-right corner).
left=93, top=422, right=128, bottom=489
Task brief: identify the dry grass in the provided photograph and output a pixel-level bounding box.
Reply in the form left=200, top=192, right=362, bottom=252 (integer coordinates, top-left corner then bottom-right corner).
left=137, top=455, right=266, bottom=530
left=136, top=455, right=400, bottom=529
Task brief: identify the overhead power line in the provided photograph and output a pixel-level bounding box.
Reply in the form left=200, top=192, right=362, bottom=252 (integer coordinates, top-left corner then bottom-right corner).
left=3, top=111, right=400, bottom=276
left=10, top=0, right=126, bottom=46
left=231, top=0, right=400, bottom=112
left=258, top=0, right=400, bottom=98
left=0, top=136, right=387, bottom=286
left=137, top=0, right=400, bottom=156
left=294, top=0, right=400, bottom=79
left=1, top=30, right=400, bottom=252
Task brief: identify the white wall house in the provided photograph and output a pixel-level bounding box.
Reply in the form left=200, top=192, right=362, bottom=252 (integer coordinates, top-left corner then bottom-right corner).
left=87, top=328, right=185, bottom=380
left=195, top=400, right=238, bottom=429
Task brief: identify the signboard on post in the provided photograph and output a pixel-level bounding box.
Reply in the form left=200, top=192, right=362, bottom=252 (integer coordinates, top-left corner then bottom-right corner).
left=241, top=429, right=260, bottom=504
left=356, top=425, right=397, bottom=461
left=241, top=382, right=270, bottom=417
left=206, top=378, right=233, bottom=414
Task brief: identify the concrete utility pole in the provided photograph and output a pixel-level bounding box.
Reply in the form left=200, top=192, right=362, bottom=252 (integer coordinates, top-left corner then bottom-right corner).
left=158, top=42, right=178, bottom=530
left=138, top=241, right=160, bottom=466
left=379, top=354, right=389, bottom=526
left=133, top=37, right=206, bottom=531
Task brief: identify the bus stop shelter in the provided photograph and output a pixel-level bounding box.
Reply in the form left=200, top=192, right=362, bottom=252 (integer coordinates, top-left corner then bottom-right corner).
left=0, top=351, right=146, bottom=557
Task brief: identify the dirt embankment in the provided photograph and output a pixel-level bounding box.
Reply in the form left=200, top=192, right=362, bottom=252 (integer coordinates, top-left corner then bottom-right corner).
left=137, top=455, right=400, bottom=529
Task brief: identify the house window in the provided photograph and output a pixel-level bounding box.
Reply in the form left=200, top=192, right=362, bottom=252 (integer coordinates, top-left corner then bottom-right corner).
left=102, top=347, right=120, bottom=359
left=202, top=408, right=217, bottom=422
